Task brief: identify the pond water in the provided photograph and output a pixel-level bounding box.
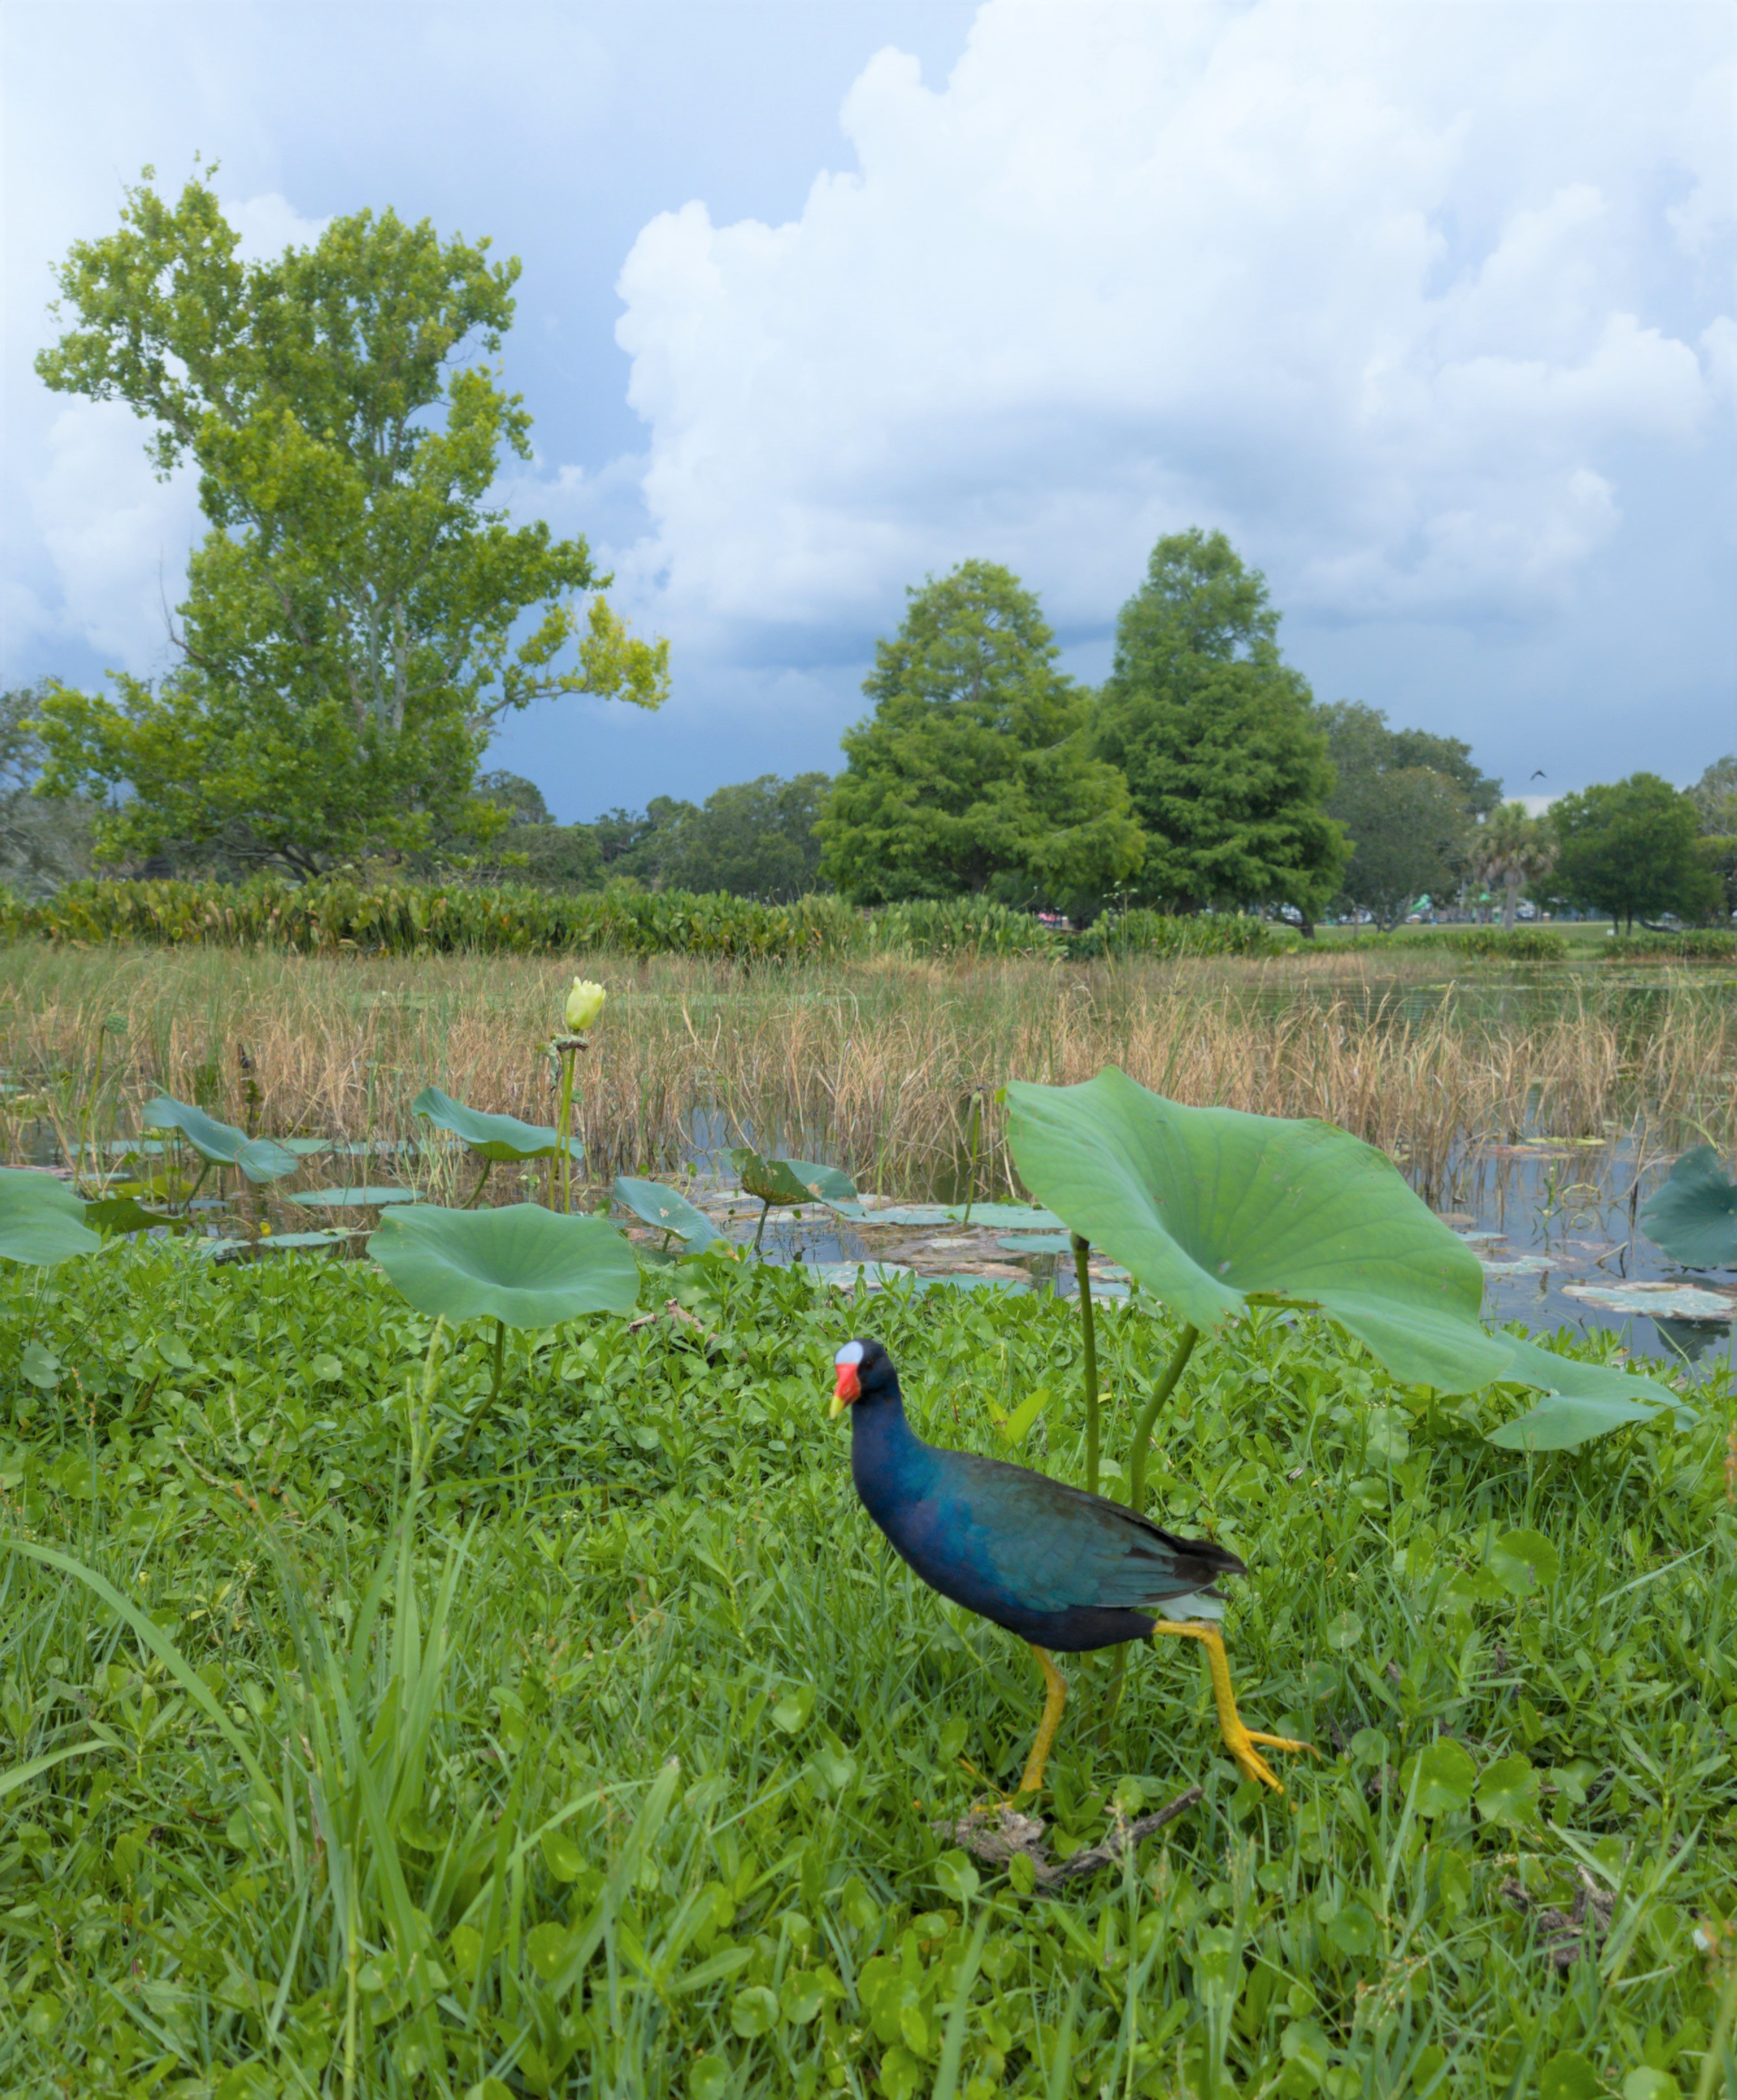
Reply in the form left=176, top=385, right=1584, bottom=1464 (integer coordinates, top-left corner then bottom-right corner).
left=677, top=1104, right=1734, bottom=1375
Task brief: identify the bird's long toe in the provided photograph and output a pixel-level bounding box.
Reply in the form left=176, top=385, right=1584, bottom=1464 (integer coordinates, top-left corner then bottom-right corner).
left=1223, top=1724, right=1313, bottom=1792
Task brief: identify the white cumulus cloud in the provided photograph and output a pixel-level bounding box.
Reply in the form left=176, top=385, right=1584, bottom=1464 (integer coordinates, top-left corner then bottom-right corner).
left=613, top=0, right=1732, bottom=646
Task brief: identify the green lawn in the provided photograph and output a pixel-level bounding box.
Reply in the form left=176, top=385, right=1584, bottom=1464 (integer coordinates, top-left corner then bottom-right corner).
left=1, top=1247, right=1732, bottom=2098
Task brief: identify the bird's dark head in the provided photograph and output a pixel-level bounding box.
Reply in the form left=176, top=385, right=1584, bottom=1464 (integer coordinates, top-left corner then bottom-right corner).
left=830, top=1337, right=899, bottom=1419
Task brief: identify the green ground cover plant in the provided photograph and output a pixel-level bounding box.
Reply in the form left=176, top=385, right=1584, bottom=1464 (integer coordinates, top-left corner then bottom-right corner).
left=1, top=1243, right=1732, bottom=2097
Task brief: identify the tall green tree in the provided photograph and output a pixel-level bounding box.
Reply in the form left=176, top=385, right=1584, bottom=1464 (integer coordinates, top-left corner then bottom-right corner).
left=1093, top=530, right=1347, bottom=920
left=1318, top=701, right=1497, bottom=926
left=653, top=773, right=831, bottom=901
left=1687, top=754, right=1737, bottom=921
left=816, top=562, right=1143, bottom=907
left=0, top=684, right=93, bottom=895
left=1549, top=773, right=1719, bottom=928
left=32, top=167, right=668, bottom=877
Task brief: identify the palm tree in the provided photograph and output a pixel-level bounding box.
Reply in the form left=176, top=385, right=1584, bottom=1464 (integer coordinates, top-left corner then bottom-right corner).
left=1469, top=801, right=1557, bottom=928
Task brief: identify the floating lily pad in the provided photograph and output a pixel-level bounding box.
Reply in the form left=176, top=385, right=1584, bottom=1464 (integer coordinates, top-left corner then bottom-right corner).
left=1638, top=1146, right=1737, bottom=1269
left=913, top=1272, right=1034, bottom=1294
left=287, top=1187, right=420, bottom=1209
left=142, top=1095, right=299, bottom=1183
left=831, top=1202, right=1065, bottom=1230
left=1479, top=1255, right=1554, bottom=1278
left=0, top=1167, right=101, bottom=1267
left=203, top=1229, right=359, bottom=1261
left=368, top=1203, right=640, bottom=1328
left=1561, top=1279, right=1734, bottom=1320
left=613, top=1176, right=719, bottom=1248
left=412, top=1086, right=581, bottom=1164
left=800, top=1261, right=919, bottom=1290
left=997, top=1232, right=1076, bottom=1255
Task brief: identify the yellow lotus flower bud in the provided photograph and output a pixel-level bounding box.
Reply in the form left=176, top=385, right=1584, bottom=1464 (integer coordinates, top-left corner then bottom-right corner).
left=564, top=978, right=607, bottom=1032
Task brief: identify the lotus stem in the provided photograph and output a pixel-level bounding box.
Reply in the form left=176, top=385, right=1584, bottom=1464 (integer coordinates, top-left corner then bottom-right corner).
left=961, top=1090, right=983, bottom=1226
left=555, top=1045, right=578, bottom=1213
left=753, top=1197, right=771, bottom=1254
left=463, top=1157, right=492, bottom=1209
left=1094, top=1322, right=1202, bottom=1740
left=1127, top=1323, right=1199, bottom=1517
left=1072, top=1233, right=1100, bottom=1494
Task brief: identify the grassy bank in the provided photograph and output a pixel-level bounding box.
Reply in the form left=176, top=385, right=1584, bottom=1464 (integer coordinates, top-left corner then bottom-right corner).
left=1, top=1244, right=1731, bottom=2097
left=3, top=946, right=1734, bottom=1207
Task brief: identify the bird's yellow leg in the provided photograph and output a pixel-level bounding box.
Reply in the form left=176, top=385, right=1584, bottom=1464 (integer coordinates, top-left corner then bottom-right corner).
left=1150, top=1621, right=1315, bottom=1794
left=1015, top=1645, right=1069, bottom=1798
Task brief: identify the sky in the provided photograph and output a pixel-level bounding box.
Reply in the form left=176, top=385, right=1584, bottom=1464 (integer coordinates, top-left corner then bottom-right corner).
left=3, top=0, right=1732, bottom=823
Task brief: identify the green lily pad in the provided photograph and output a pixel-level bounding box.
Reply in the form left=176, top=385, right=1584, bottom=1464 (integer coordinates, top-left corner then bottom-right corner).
left=997, top=1232, right=1076, bottom=1254
left=142, top=1095, right=298, bottom=1183
left=0, top=1168, right=101, bottom=1266
left=802, top=1261, right=919, bottom=1290
left=1638, top=1146, right=1737, bottom=1269
left=368, top=1203, right=640, bottom=1329
left=203, top=1229, right=360, bottom=1261
left=412, top=1086, right=581, bottom=1164
left=613, top=1176, right=719, bottom=1248
left=1561, top=1279, right=1734, bottom=1320
left=831, top=1201, right=1065, bottom=1229
left=286, top=1187, right=419, bottom=1209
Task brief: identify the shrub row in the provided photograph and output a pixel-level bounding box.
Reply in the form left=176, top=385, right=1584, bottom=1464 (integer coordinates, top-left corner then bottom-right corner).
left=1334, top=925, right=1571, bottom=960
left=0, top=877, right=1318, bottom=966
left=1602, top=928, right=1737, bottom=961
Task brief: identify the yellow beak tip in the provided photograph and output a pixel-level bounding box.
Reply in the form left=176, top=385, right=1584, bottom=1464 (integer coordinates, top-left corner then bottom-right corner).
left=828, top=1392, right=848, bottom=1420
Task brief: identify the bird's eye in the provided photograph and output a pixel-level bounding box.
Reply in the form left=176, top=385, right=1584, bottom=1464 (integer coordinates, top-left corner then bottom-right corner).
left=835, top=1340, right=865, bottom=1368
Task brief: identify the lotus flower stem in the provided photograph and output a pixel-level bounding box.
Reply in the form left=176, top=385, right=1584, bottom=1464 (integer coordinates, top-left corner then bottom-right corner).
left=463, top=1157, right=492, bottom=1209
left=555, top=1047, right=578, bottom=1212
left=1126, top=1324, right=1199, bottom=1516
left=1072, top=1233, right=1100, bottom=1494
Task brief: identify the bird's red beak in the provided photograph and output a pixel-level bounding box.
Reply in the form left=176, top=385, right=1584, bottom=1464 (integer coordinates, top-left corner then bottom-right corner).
left=830, top=1363, right=861, bottom=1418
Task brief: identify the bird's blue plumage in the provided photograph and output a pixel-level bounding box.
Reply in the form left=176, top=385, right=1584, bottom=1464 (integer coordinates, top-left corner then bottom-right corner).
left=843, top=1340, right=1242, bottom=1653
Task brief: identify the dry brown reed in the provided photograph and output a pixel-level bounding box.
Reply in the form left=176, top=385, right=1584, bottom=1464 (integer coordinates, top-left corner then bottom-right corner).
left=2, top=945, right=1731, bottom=1202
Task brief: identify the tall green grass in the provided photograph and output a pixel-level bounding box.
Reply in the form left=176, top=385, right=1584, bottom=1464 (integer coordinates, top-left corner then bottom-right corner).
left=1, top=1245, right=1732, bottom=2095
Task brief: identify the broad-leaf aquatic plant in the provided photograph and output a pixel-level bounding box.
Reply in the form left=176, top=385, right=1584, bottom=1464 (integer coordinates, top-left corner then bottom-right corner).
left=1639, top=1146, right=1737, bottom=1270
left=0, top=1167, right=102, bottom=1267
left=142, top=1093, right=300, bottom=1186
left=612, top=1175, right=720, bottom=1251
left=368, top=1203, right=640, bottom=1454
left=729, top=1147, right=856, bottom=1252
left=412, top=1085, right=582, bottom=1208
left=1005, top=1068, right=1690, bottom=1495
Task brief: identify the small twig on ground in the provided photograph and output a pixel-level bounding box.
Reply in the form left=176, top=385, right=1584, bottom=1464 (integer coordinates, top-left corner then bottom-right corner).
left=937, top=1786, right=1203, bottom=1893
left=1500, top=1869, right=1614, bottom=1970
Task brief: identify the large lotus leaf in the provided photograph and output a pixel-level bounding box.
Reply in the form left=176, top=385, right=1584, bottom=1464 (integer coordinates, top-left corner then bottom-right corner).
left=1486, top=1336, right=1693, bottom=1448
left=412, top=1086, right=581, bottom=1165
left=1005, top=1069, right=1514, bottom=1391
left=613, top=1176, right=719, bottom=1248
left=1638, top=1146, right=1737, bottom=1269
left=731, top=1149, right=856, bottom=1207
left=142, top=1095, right=298, bottom=1183
left=0, top=1168, right=101, bottom=1266
left=368, top=1203, right=640, bottom=1329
